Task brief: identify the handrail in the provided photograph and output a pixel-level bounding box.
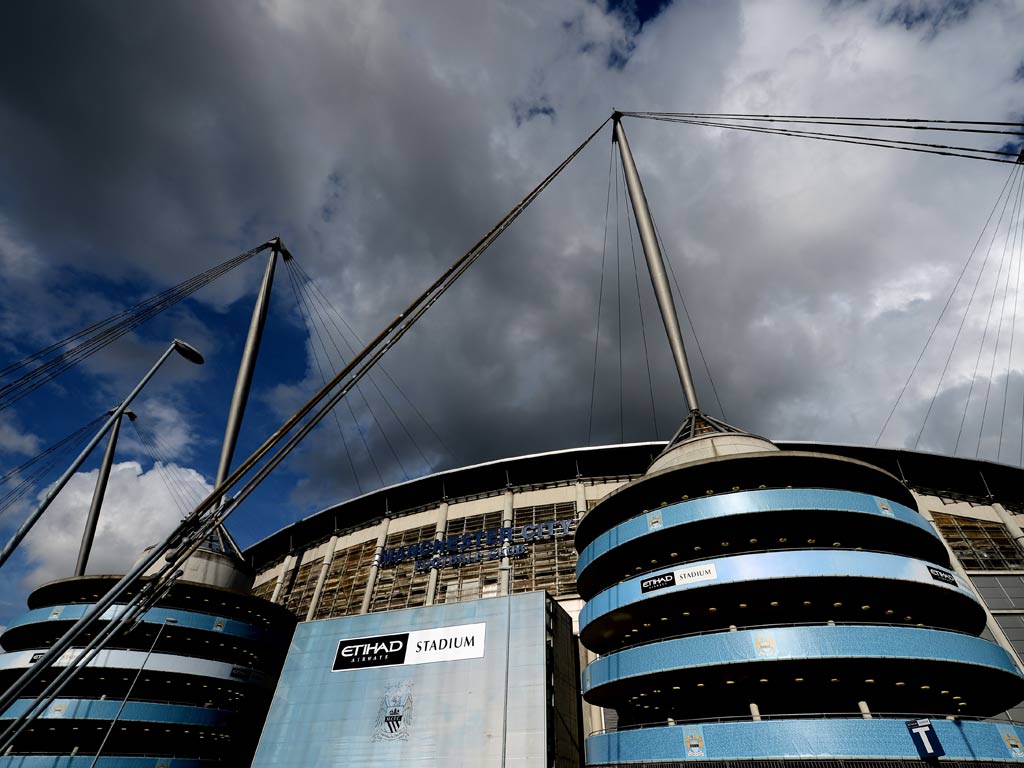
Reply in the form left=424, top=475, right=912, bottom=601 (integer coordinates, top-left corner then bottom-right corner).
left=589, top=710, right=1023, bottom=737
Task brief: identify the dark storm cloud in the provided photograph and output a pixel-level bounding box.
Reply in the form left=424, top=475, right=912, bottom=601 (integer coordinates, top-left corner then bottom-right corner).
left=2, top=0, right=1024, bottom=527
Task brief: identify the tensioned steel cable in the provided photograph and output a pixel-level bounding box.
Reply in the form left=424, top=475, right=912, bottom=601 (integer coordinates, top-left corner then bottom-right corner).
left=654, top=218, right=728, bottom=421
left=288, top=257, right=453, bottom=463
left=978, top=175, right=1024, bottom=457
left=588, top=143, right=615, bottom=445
left=621, top=164, right=660, bottom=438
left=629, top=111, right=1024, bottom=137
left=0, top=116, right=612, bottom=743
left=636, top=115, right=1022, bottom=162
left=927, top=165, right=1022, bottom=450
left=290, top=264, right=425, bottom=478
left=299, top=278, right=408, bottom=484
left=128, top=419, right=205, bottom=516
left=621, top=113, right=1023, bottom=164
left=283, top=260, right=370, bottom=492
left=0, top=247, right=259, bottom=378
left=0, top=243, right=271, bottom=410
left=0, top=415, right=106, bottom=517
left=0, top=415, right=105, bottom=487
left=876, top=165, right=1019, bottom=445
left=956, top=171, right=1022, bottom=454
left=998, top=179, right=1024, bottom=461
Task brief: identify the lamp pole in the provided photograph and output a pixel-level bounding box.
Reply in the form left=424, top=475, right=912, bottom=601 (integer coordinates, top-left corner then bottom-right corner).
left=0, top=339, right=204, bottom=570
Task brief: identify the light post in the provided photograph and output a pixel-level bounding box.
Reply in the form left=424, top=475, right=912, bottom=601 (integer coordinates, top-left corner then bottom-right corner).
left=0, top=339, right=204, bottom=570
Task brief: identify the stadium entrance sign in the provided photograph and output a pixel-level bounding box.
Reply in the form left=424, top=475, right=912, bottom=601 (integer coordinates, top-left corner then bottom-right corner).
left=378, top=518, right=575, bottom=574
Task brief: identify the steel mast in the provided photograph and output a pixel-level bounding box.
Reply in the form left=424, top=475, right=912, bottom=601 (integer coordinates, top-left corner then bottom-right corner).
left=612, top=112, right=700, bottom=413
left=74, top=409, right=136, bottom=576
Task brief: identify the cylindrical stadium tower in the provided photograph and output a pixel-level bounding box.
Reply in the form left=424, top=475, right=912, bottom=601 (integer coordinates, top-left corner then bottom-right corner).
left=0, top=540, right=295, bottom=766
left=575, top=415, right=1024, bottom=764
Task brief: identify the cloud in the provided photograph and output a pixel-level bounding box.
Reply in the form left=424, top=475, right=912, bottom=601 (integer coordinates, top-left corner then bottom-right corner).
left=0, top=416, right=40, bottom=457
left=19, top=461, right=211, bottom=586
left=0, top=0, right=1023, bottom=534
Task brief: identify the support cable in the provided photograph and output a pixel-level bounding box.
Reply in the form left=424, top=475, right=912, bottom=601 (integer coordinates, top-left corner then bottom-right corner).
left=128, top=419, right=206, bottom=516
left=977, top=176, right=1023, bottom=457
left=999, top=178, right=1024, bottom=461
left=588, top=143, right=615, bottom=445
left=0, top=416, right=106, bottom=517
left=284, top=264, right=364, bottom=493
left=876, top=165, right=1019, bottom=444
left=0, top=415, right=105, bottom=487
left=288, top=259, right=453, bottom=462
left=655, top=219, right=728, bottom=420
left=290, top=265, right=421, bottom=478
left=0, top=244, right=271, bottom=410
left=0, top=117, right=613, bottom=746
left=622, top=113, right=1021, bottom=165
left=953, top=169, right=1022, bottom=452
left=283, top=262, right=371, bottom=491
left=132, top=419, right=207, bottom=510
left=294, top=272, right=406, bottom=483
left=627, top=111, right=1024, bottom=137
left=622, top=168, right=660, bottom=438
left=917, top=165, right=1023, bottom=449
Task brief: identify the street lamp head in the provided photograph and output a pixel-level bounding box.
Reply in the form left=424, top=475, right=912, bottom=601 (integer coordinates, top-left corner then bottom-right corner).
left=171, top=339, right=205, bottom=365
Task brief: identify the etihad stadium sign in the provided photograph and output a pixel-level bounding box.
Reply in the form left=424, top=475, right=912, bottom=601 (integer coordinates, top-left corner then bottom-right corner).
left=379, top=518, right=574, bottom=574
left=332, top=623, right=486, bottom=671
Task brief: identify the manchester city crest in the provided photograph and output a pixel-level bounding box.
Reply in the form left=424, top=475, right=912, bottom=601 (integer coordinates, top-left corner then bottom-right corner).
left=373, top=682, right=414, bottom=741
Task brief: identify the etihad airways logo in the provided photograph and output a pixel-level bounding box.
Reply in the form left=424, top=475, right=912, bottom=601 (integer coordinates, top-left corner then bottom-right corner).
left=333, top=623, right=486, bottom=671
left=639, top=563, right=719, bottom=595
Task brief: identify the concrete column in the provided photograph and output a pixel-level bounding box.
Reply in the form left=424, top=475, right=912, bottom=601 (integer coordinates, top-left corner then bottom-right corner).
left=992, top=501, right=1024, bottom=552
left=920, top=505, right=1024, bottom=673
left=858, top=700, right=872, bottom=719
left=425, top=502, right=450, bottom=606
left=305, top=535, right=340, bottom=622
left=575, top=481, right=587, bottom=518
left=360, top=517, right=391, bottom=615
left=498, top=489, right=515, bottom=595
left=749, top=702, right=761, bottom=721
left=269, top=554, right=297, bottom=605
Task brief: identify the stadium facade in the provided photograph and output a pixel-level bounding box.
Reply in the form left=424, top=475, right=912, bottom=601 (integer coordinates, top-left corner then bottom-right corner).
left=246, top=433, right=1024, bottom=765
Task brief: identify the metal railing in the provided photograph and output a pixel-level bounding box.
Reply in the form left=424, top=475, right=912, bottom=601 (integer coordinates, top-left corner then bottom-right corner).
left=589, top=710, right=1023, bottom=737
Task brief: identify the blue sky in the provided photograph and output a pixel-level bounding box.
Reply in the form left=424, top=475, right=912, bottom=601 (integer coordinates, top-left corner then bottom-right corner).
left=0, top=0, right=1023, bottom=626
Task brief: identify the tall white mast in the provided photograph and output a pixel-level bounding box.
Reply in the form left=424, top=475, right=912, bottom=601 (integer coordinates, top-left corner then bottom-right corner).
left=612, top=113, right=700, bottom=413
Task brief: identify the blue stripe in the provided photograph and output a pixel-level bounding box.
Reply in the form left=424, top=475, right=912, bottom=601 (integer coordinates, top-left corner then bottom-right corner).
left=1, top=698, right=233, bottom=726
left=578, top=488, right=937, bottom=578
left=580, top=549, right=977, bottom=632
left=7, top=604, right=275, bottom=642
left=583, top=625, right=1021, bottom=695
left=586, top=717, right=1024, bottom=763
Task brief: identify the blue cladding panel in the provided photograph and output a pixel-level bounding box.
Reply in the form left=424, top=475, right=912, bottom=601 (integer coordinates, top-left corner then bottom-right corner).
left=252, top=592, right=549, bottom=768
left=7, top=604, right=272, bottom=641
left=586, top=718, right=1024, bottom=763
left=578, top=489, right=935, bottom=576
left=0, top=698, right=232, bottom=726
left=0, top=759, right=212, bottom=767
left=580, top=549, right=976, bottom=631
left=583, top=625, right=1021, bottom=694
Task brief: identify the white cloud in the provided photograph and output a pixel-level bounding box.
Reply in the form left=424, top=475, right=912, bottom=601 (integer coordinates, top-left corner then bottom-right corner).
left=0, top=416, right=40, bottom=457
left=19, top=460, right=211, bottom=586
